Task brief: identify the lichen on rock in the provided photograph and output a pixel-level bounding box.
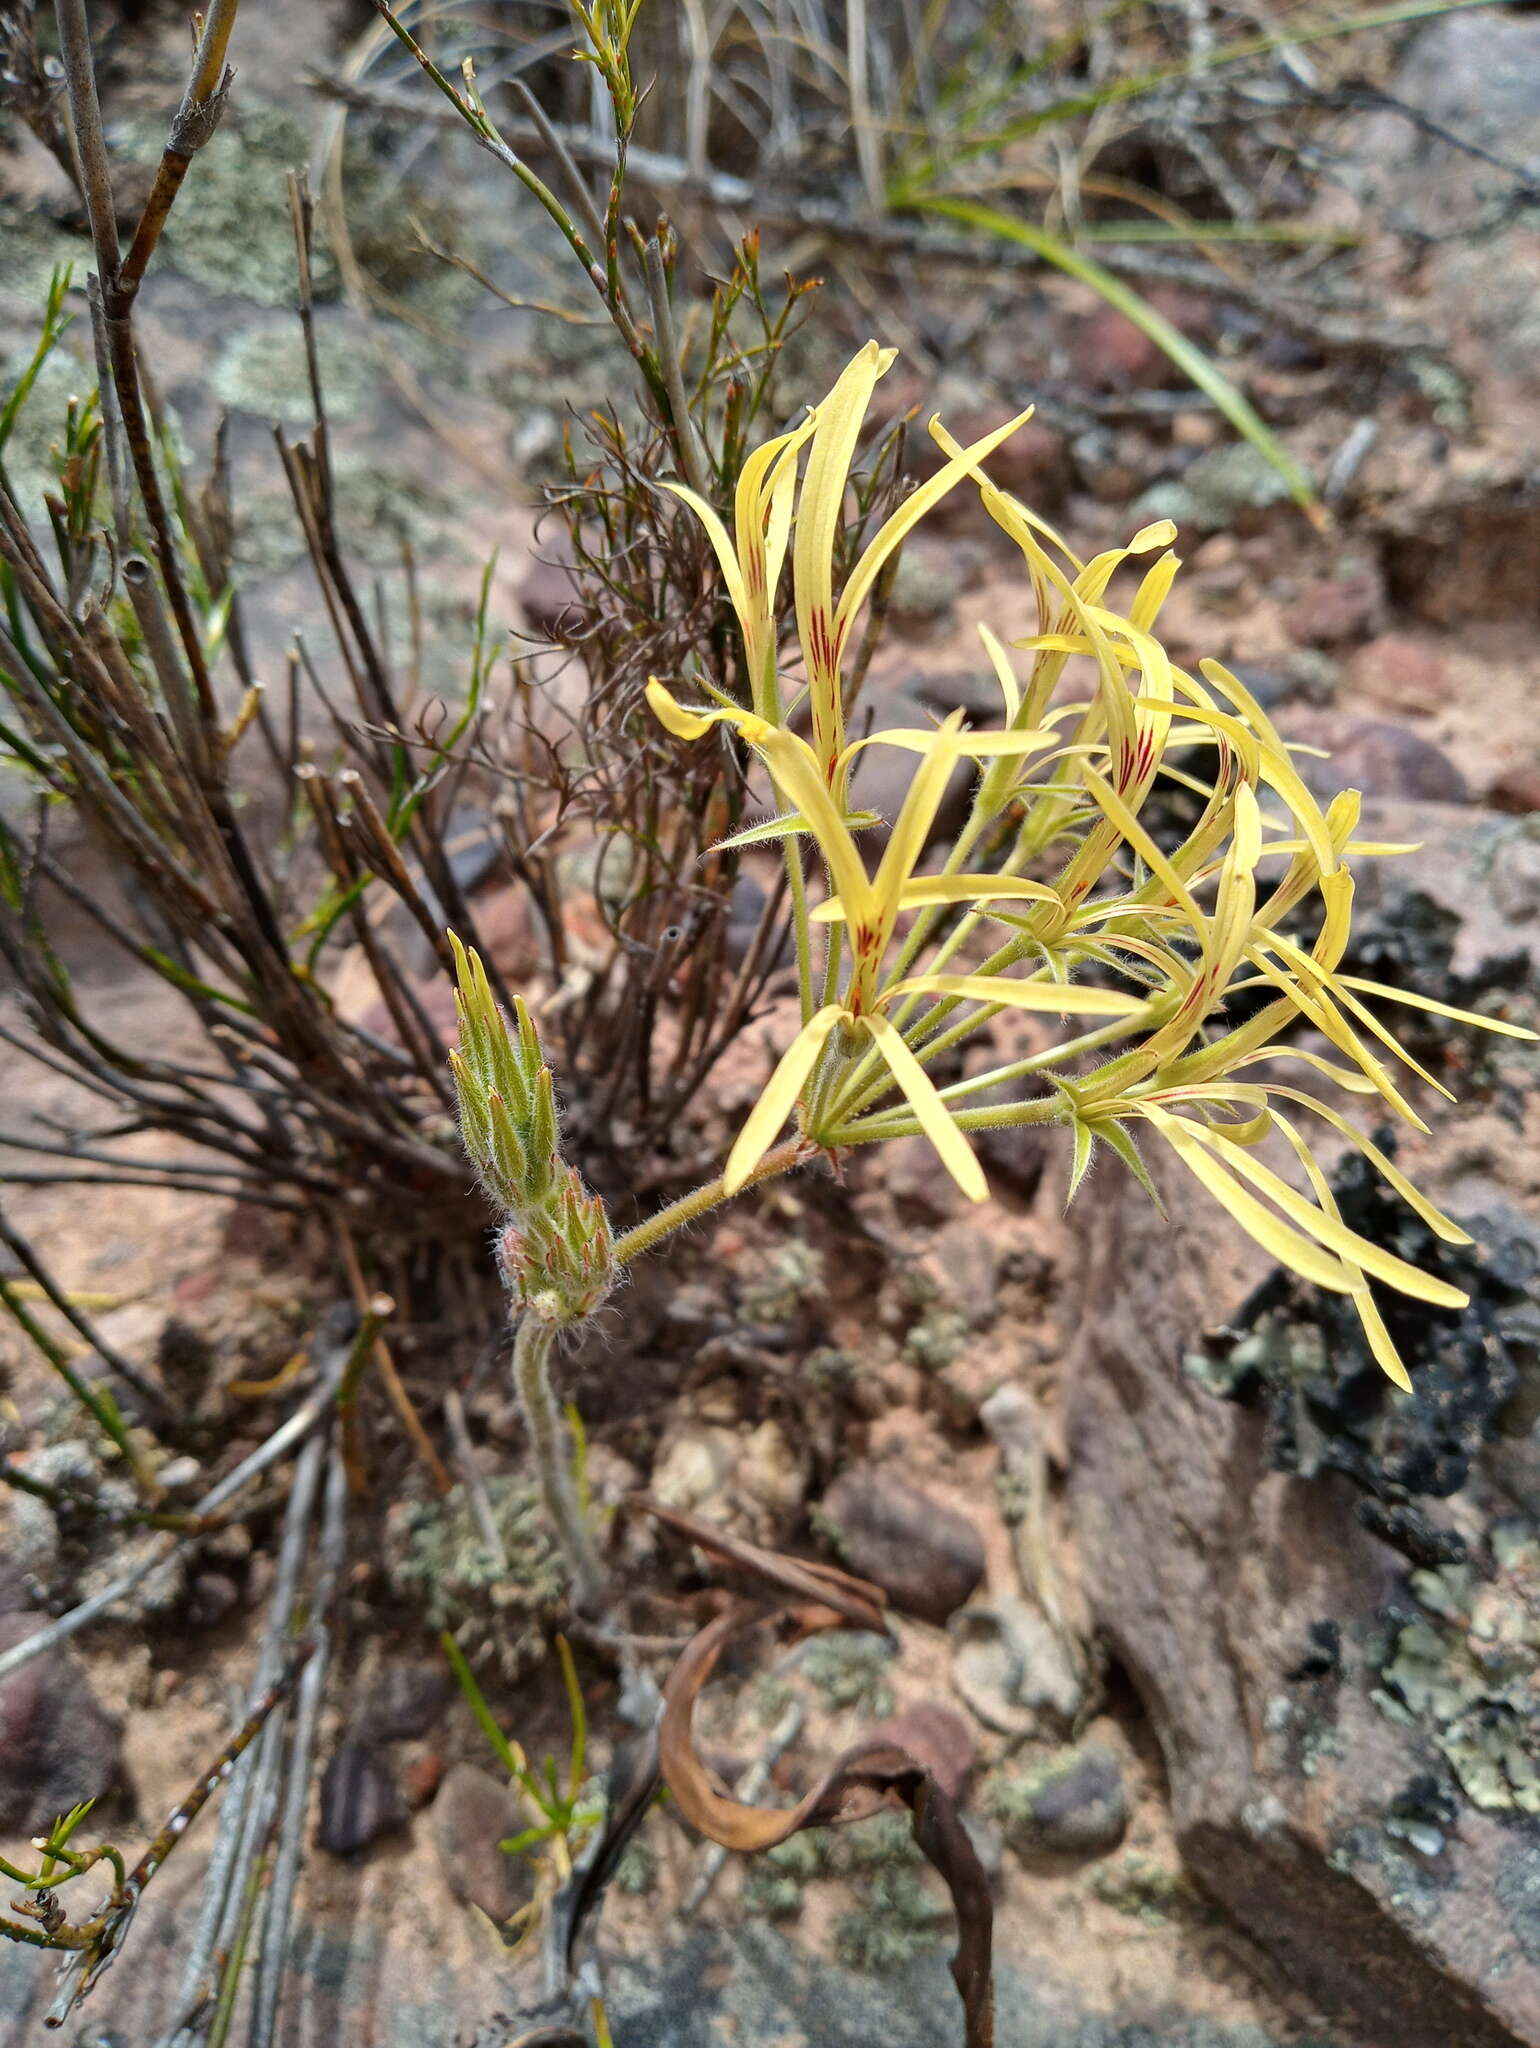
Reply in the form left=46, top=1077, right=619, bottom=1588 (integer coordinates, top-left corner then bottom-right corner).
left=1376, top=1525, right=1540, bottom=1814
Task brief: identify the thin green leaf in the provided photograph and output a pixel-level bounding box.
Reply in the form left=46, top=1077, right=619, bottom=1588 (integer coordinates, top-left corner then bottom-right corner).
left=912, top=198, right=1323, bottom=525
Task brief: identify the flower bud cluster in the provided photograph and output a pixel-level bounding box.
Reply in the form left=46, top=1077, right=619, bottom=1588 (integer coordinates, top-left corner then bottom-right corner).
left=448, top=933, right=614, bottom=1322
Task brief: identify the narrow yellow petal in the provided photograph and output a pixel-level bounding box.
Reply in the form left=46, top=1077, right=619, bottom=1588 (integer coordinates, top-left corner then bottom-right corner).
left=1334, top=975, right=1540, bottom=1042
left=724, top=1005, right=845, bottom=1193
left=1130, top=550, right=1180, bottom=632
left=811, top=874, right=1064, bottom=922
left=836, top=408, right=1035, bottom=637
left=794, top=342, right=897, bottom=763
left=844, top=726, right=1058, bottom=760
left=1079, top=765, right=1206, bottom=942
left=1141, top=1105, right=1361, bottom=1295
left=862, top=1013, right=988, bottom=1202
left=1128, top=519, right=1178, bottom=552
left=645, top=678, right=728, bottom=741
left=753, top=726, right=874, bottom=923
left=1194, top=1123, right=1468, bottom=1308
left=1351, top=1287, right=1414, bottom=1393
left=892, top=973, right=1151, bottom=1016
left=658, top=482, right=752, bottom=630
left=978, top=623, right=1021, bottom=724
left=1263, top=1088, right=1474, bottom=1245
left=871, top=712, right=969, bottom=925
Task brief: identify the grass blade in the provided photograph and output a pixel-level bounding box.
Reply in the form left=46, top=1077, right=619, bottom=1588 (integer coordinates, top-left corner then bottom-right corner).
left=912, top=196, right=1325, bottom=527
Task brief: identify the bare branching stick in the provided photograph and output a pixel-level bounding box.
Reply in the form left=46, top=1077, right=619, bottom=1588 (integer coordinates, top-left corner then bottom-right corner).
left=152, top=1428, right=327, bottom=2046
left=247, top=1443, right=348, bottom=2048
left=0, top=1329, right=352, bottom=1687
left=0, top=1203, right=172, bottom=1421
left=0, top=1267, right=160, bottom=1498
left=118, top=0, right=241, bottom=298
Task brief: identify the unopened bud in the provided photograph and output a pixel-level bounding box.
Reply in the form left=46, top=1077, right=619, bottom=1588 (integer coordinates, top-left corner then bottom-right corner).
left=449, top=932, right=615, bottom=1322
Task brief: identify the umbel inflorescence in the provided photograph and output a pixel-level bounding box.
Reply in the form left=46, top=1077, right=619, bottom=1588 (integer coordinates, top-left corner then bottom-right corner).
left=644, top=341, right=1533, bottom=1391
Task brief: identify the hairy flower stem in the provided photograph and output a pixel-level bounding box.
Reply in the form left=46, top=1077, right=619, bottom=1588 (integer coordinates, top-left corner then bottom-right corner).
left=611, top=1140, right=803, bottom=1268
left=513, top=1316, right=607, bottom=1616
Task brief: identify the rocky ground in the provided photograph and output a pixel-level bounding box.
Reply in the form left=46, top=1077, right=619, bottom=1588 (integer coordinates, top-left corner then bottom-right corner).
left=3, top=4, right=1540, bottom=2045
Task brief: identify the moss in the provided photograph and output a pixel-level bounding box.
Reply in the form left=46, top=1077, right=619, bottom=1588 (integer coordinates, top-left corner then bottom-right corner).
left=1376, top=1527, right=1540, bottom=1813
left=1132, top=442, right=1294, bottom=533
left=802, top=1346, right=855, bottom=1396
left=834, top=1809, right=919, bottom=1873
left=743, top=1831, right=831, bottom=1922
left=800, top=1631, right=896, bottom=1719
left=743, top=1867, right=807, bottom=1920
left=904, top=1303, right=968, bottom=1372
left=386, top=1476, right=563, bottom=1677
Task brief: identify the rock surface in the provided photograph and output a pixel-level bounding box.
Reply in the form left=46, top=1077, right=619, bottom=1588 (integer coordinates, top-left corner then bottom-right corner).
left=818, top=1465, right=985, bottom=1625
left=988, top=1742, right=1129, bottom=1859
left=1062, top=1107, right=1540, bottom=2041
left=318, top=1740, right=408, bottom=1858
left=0, top=1614, right=124, bottom=1835
left=429, top=1762, right=530, bottom=1926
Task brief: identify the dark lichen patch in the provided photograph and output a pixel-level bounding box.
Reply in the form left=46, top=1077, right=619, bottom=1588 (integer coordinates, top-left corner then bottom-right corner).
left=1187, top=1154, right=1536, bottom=1525
left=1375, top=1526, right=1540, bottom=1814
left=1327, top=1820, right=1447, bottom=1923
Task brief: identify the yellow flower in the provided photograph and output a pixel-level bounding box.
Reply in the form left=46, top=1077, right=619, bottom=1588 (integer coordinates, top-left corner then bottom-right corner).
left=792, top=345, right=1033, bottom=791
left=663, top=342, right=1033, bottom=784
left=648, top=353, right=1538, bottom=1390
left=646, top=679, right=1139, bottom=1202
left=659, top=414, right=816, bottom=720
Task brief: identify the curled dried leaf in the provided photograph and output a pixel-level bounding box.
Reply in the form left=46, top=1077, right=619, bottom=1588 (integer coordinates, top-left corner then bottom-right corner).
left=630, top=1496, right=891, bottom=1635
left=659, top=1606, right=994, bottom=2048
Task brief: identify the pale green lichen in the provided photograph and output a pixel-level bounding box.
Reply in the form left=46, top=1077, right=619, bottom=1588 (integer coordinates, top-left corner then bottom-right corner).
left=799, top=1631, right=896, bottom=1719
left=832, top=1862, right=945, bottom=1971
left=0, top=203, right=93, bottom=305
left=1089, top=1851, right=1191, bottom=1924
left=230, top=451, right=458, bottom=579
left=614, top=1840, right=656, bottom=1895
left=111, top=101, right=337, bottom=306
left=742, top=1834, right=827, bottom=1921
left=211, top=321, right=377, bottom=425
left=1376, top=1527, right=1540, bottom=1813
left=386, top=1476, right=563, bottom=1676
left=739, top=1240, right=825, bottom=1324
